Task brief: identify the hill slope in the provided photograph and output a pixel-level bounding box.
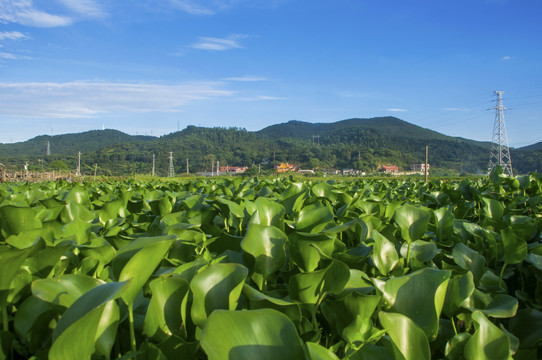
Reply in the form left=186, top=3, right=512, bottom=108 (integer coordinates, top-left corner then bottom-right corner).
left=0, top=118, right=538, bottom=175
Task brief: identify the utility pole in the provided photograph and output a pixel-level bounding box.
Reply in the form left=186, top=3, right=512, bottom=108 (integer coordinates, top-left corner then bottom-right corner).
left=168, top=152, right=175, bottom=177
left=152, top=154, right=155, bottom=177
left=46, top=141, right=50, bottom=156
left=312, top=135, right=320, bottom=146
left=425, top=146, right=429, bottom=183
left=217, top=161, right=220, bottom=176
left=488, top=91, right=513, bottom=176
left=77, top=151, right=81, bottom=176
left=186, top=158, right=189, bottom=174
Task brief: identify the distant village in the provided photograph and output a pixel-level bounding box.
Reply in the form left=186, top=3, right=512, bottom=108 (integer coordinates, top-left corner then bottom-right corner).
left=197, top=162, right=430, bottom=177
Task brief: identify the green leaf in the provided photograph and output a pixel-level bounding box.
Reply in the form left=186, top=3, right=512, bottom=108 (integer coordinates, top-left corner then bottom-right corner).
left=241, top=224, right=287, bottom=288
left=442, top=272, right=475, bottom=316
left=501, top=227, right=527, bottom=265
left=143, top=276, right=190, bottom=341
left=296, top=202, right=334, bottom=233
left=32, top=274, right=103, bottom=308
left=118, top=235, right=176, bottom=307
left=445, top=333, right=471, bottom=360
left=288, top=232, right=335, bottom=272
left=400, top=240, right=439, bottom=263
left=452, top=243, right=486, bottom=284
left=289, top=261, right=350, bottom=304
left=464, top=311, right=511, bottom=360
left=0, top=238, right=45, bottom=307
left=374, top=267, right=450, bottom=340
left=394, top=204, right=430, bottom=243
left=306, top=342, right=340, bottom=360
left=434, top=207, right=455, bottom=240
left=190, top=263, right=248, bottom=327
left=508, top=308, right=542, bottom=349
left=248, top=197, right=286, bottom=231
left=200, top=309, right=308, bottom=360
left=482, top=198, right=504, bottom=220
left=370, top=229, right=398, bottom=276
left=50, top=281, right=127, bottom=360
left=379, top=311, right=431, bottom=360
left=0, top=205, right=42, bottom=238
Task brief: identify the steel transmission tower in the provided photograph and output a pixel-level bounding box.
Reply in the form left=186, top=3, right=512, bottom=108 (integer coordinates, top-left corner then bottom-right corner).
left=168, top=152, right=175, bottom=177
left=488, top=91, right=513, bottom=177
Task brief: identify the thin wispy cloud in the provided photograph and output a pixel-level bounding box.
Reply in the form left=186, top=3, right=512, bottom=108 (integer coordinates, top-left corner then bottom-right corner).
left=56, top=0, right=106, bottom=18
left=223, top=75, right=267, bottom=82
left=168, top=0, right=216, bottom=15
left=0, top=31, right=30, bottom=41
left=0, top=81, right=234, bottom=118
left=386, top=108, right=407, bottom=112
left=0, top=0, right=72, bottom=27
left=190, top=34, right=248, bottom=51
left=237, top=95, right=286, bottom=101
left=0, top=0, right=106, bottom=27
left=0, top=52, right=30, bottom=60
left=502, top=55, right=511, bottom=61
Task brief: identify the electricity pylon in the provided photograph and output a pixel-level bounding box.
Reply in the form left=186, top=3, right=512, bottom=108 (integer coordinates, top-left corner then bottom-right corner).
left=168, top=152, right=175, bottom=178
left=488, top=91, right=513, bottom=177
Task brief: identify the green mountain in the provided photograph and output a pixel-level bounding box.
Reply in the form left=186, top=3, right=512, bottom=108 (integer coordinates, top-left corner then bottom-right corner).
left=0, top=117, right=538, bottom=176
left=0, top=129, right=154, bottom=157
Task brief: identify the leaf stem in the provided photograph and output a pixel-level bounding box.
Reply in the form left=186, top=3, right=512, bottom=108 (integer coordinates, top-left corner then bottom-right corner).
left=128, top=306, right=136, bottom=353
left=406, top=242, right=411, bottom=268
left=499, top=263, right=507, bottom=288
left=2, top=304, right=8, bottom=331
left=451, top=317, right=458, bottom=335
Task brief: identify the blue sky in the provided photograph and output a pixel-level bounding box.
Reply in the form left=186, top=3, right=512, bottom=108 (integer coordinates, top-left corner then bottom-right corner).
left=0, top=0, right=541, bottom=147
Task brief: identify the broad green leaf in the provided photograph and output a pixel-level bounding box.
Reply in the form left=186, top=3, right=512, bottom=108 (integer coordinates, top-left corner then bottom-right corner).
left=374, top=267, right=450, bottom=340
left=248, top=197, right=286, bottom=231
left=0, top=205, right=42, bottom=237
left=61, top=186, right=90, bottom=206
left=32, top=274, right=103, bottom=308
left=190, top=263, right=248, bottom=327
left=501, top=227, right=527, bottom=265
left=6, top=227, right=54, bottom=249
left=394, top=204, right=430, bottom=243
left=400, top=239, right=439, bottom=263
left=0, top=238, right=45, bottom=307
left=370, top=229, right=398, bottom=276
left=13, top=296, right=57, bottom=352
left=144, top=276, right=190, bottom=341
left=288, top=232, right=335, bottom=272
left=445, top=333, right=471, bottom=360
left=462, top=292, right=518, bottom=318
left=321, top=293, right=380, bottom=340
left=60, top=201, right=95, bottom=223
left=200, top=309, right=307, bottom=360
left=442, top=272, right=475, bottom=316
left=241, top=224, right=287, bottom=288
left=306, top=342, right=340, bottom=360
left=379, top=311, right=431, bottom=360
left=482, top=197, right=504, bottom=220
left=434, top=207, right=455, bottom=240
left=289, top=261, right=350, bottom=304
left=118, top=235, right=176, bottom=307
left=50, top=281, right=127, bottom=360
left=464, top=311, right=511, bottom=360
left=452, top=243, right=486, bottom=284
left=296, top=201, right=334, bottom=233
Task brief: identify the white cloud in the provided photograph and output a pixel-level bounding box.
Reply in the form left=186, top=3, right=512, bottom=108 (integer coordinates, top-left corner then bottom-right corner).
left=0, top=81, right=234, bottom=118
left=0, top=31, right=30, bottom=41
left=56, top=0, right=106, bottom=18
left=386, top=108, right=407, bottom=112
left=190, top=34, right=248, bottom=51
left=0, top=52, right=30, bottom=59
left=168, top=0, right=215, bottom=15
left=237, top=95, right=286, bottom=101
left=502, top=55, right=511, bottom=61
left=223, top=75, right=267, bottom=82
left=0, top=0, right=72, bottom=27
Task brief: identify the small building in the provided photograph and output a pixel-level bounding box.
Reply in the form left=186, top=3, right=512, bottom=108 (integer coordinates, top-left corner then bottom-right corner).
left=411, top=163, right=430, bottom=172
left=342, top=169, right=354, bottom=176
left=274, top=163, right=299, bottom=173
left=298, top=169, right=315, bottom=174
left=380, top=165, right=399, bottom=174
left=219, top=166, right=248, bottom=173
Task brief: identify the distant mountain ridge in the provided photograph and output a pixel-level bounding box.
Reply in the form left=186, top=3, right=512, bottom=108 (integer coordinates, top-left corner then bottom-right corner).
left=0, top=117, right=539, bottom=175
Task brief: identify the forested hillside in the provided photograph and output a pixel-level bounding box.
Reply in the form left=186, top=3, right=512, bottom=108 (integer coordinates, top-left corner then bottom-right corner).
left=0, top=117, right=539, bottom=176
